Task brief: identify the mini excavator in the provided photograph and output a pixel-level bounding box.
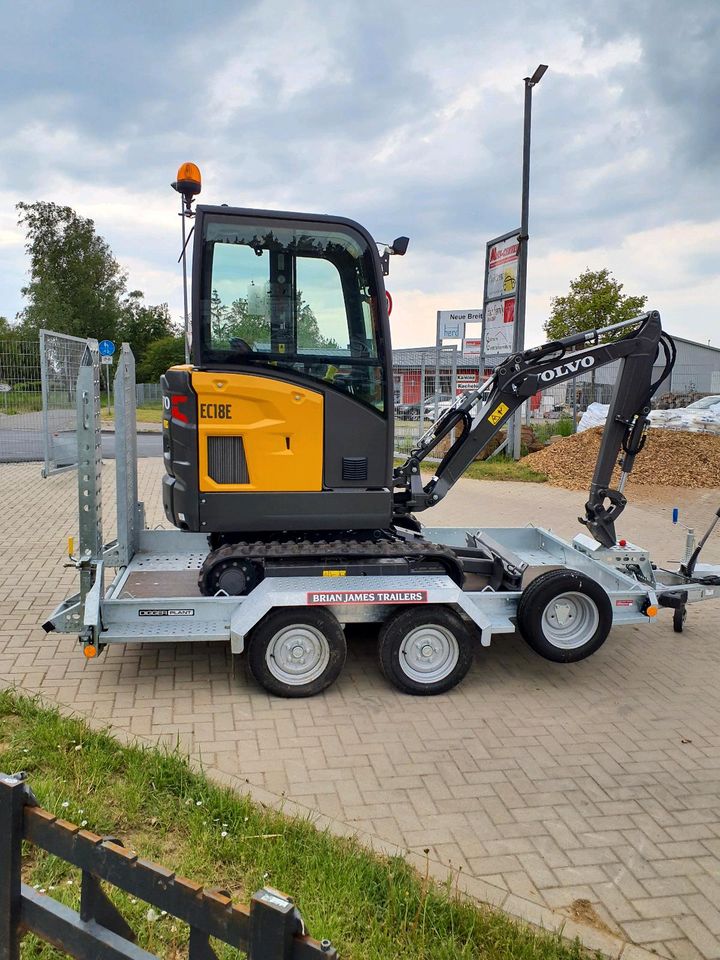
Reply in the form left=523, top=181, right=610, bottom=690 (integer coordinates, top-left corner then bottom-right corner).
left=161, top=164, right=676, bottom=597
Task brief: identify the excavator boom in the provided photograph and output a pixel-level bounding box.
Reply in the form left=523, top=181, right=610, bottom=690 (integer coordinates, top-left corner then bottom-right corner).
left=393, top=311, right=675, bottom=547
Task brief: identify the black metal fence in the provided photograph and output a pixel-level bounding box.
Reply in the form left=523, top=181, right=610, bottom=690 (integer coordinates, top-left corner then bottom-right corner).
left=0, top=772, right=336, bottom=960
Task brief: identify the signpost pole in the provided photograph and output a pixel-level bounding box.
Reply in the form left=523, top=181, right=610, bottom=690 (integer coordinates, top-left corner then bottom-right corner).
left=434, top=312, right=441, bottom=422
left=512, top=64, right=547, bottom=460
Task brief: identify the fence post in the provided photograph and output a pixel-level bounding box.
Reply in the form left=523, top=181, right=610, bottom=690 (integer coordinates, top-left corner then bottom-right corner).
left=0, top=775, right=26, bottom=960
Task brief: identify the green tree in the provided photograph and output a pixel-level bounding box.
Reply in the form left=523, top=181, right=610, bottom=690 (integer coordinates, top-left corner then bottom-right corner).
left=16, top=201, right=127, bottom=341
left=544, top=268, right=647, bottom=343
left=210, top=288, right=337, bottom=351
left=0, top=317, right=28, bottom=387
left=136, top=336, right=186, bottom=383
left=116, top=291, right=175, bottom=366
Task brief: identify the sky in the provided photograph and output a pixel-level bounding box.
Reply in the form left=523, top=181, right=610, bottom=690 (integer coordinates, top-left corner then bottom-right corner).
left=1, top=0, right=719, bottom=350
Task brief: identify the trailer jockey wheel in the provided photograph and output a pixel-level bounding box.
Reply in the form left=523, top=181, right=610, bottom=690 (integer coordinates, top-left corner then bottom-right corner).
left=247, top=608, right=347, bottom=698
left=673, top=605, right=687, bottom=633
left=517, top=569, right=612, bottom=663
left=377, top=606, right=474, bottom=695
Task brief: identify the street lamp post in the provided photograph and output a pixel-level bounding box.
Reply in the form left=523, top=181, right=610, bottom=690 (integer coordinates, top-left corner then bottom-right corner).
left=512, top=63, right=547, bottom=460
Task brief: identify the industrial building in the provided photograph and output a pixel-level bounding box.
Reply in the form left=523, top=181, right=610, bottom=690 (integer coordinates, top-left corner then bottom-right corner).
left=392, top=333, right=720, bottom=412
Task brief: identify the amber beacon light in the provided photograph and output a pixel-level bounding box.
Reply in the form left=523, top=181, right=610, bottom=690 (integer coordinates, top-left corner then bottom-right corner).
left=172, top=162, right=202, bottom=200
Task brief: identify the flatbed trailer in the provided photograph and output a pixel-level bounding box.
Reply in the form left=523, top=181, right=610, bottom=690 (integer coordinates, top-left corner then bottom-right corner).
left=45, top=346, right=720, bottom=697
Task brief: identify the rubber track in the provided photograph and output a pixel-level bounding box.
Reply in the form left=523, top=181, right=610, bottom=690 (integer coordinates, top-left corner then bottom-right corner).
left=198, top=534, right=464, bottom=595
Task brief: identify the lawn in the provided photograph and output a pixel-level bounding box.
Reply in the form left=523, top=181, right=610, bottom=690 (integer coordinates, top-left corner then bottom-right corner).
left=1, top=689, right=588, bottom=960
left=394, top=456, right=547, bottom=484
left=102, top=401, right=163, bottom=423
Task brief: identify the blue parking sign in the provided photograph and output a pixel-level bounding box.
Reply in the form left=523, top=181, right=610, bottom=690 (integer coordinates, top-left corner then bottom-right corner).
left=99, top=339, right=116, bottom=357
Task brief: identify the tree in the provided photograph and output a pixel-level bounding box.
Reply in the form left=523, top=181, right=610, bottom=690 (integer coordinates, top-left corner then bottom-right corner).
left=544, top=268, right=648, bottom=406
left=116, top=291, right=175, bottom=367
left=209, top=288, right=337, bottom=351
left=16, top=201, right=127, bottom=342
left=544, top=268, right=647, bottom=343
left=136, top=336, right=185, bottom=383
left=0, top=317, right=28, bottom=386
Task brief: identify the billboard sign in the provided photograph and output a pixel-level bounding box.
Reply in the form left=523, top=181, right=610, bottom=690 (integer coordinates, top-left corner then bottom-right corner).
left=483, top=298, right=516, bottom=357
left=483, top=229, right=520, bottom=357
left=463, top=338, right=483, bottom=355
left=486, top=237, right=519, bottom=300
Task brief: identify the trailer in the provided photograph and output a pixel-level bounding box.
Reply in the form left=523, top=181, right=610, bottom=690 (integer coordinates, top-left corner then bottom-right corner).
left=44, top=345, right=720, bottom=697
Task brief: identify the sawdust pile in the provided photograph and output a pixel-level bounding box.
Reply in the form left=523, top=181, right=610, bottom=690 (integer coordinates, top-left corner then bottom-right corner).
left=524, top=427, right=720, bottom=489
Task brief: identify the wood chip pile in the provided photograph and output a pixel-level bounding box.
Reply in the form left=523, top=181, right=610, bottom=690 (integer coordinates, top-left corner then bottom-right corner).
left=523, top=427, right=720, bottom=489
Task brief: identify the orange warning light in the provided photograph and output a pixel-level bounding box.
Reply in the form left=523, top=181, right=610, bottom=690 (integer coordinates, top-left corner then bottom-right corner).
left=172, top=162, right=202, bottom=198
left=83, top=644, right=98, bottom=659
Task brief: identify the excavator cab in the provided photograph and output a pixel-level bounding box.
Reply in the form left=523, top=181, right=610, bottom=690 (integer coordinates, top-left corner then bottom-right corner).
left=162, top=206, right=397, bottom=534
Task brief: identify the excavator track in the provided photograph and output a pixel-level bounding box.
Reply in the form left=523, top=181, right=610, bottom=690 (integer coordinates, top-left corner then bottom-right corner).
left=198, top=532, right=465, bottom=596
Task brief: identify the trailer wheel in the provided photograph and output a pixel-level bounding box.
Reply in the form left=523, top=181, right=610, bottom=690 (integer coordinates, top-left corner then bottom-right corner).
left=377, top=607, right=474, bottom=695
left=247, top=609, right=346, bottom=698
left=517, top=569, right=612, bottom=663
left=673, top=605, right=687, bottom=633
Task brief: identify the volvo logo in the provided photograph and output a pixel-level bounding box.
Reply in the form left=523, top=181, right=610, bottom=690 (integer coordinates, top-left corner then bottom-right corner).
left=539, top=355, right=595, bottom=382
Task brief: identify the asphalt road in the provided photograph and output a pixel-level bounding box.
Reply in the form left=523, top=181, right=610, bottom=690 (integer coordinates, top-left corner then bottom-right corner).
left=0, top=430, right=162, bottom=464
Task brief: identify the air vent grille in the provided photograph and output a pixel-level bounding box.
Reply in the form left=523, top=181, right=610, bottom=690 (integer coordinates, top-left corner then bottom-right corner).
left=342, top=457, right=368, bottom=481
left=207, top=436, right=249, bottom=484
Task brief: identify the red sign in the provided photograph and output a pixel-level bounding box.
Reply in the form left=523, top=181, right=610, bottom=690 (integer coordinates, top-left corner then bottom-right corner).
left=489, top=241, right=519, bottom=268
left=307, top=590, right=428, bottom=605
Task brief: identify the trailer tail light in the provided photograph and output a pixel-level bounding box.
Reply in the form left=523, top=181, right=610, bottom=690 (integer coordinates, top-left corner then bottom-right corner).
left=171, top=395, right=189, bottom=423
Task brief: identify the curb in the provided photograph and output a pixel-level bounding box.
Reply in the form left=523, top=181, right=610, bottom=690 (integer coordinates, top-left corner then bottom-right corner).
left=2, top=678, right=665, bottom=960
left=100, top=422, right=161, bottom=435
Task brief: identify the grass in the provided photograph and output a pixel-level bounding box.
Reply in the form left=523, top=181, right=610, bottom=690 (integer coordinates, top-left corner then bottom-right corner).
left=101, top=402, right=163, bottom=423
left=394, top=456, right=547, bottom=484
left=1, top=688, right=589, bottom=960
left=460, top=456, right=547, bottom=483
left=0, top=388, right=43, bottom=416
left=532, top=418, right=575, bottom=444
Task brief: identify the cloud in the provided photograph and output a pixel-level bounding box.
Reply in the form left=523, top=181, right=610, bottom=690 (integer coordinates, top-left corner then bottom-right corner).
left=0, top=0, right=717, bottom=350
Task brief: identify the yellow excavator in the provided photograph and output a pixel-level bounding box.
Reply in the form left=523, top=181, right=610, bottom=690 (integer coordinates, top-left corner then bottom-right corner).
left=162, top=164, right=675, bottom=598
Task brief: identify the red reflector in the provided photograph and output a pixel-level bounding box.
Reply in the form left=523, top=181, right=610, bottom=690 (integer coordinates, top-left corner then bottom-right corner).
left=171, top=394, right=189, bottom=423
left=619, top=539, right=627, bottom=547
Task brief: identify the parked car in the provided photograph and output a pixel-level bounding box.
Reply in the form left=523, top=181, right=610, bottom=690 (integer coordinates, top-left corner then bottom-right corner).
left=396, top=403, right=421, bottom=420
left=423, top=395, right=453, bottom=419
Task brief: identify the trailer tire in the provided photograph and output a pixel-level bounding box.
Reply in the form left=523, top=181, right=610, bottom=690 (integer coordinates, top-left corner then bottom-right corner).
left=673, top=606, right=686, bottom=633
left=377, top=606, right=474, bottom=695
left=517, top=569, right=612, bottom=663
left=247, top=609, right=346, bottom=698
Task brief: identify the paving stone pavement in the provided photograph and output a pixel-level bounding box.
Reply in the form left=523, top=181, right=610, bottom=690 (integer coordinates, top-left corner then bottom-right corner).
left=1, top=458, right=719, bottom=959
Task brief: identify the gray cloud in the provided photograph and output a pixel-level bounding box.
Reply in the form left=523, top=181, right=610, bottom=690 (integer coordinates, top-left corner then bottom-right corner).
left=1, top=0, right=718, bottom=341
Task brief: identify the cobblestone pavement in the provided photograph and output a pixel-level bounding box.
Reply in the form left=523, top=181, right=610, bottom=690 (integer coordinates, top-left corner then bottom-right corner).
left=1, top=458, right=719, bottom=959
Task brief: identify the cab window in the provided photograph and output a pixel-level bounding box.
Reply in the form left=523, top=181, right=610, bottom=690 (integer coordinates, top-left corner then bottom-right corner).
left=198, top=217, right=385, bottom=413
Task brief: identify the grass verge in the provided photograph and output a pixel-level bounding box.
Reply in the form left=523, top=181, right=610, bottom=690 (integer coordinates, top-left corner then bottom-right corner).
left=394, top=456, right=547, bottom=484
left=1, top=689, right=587, bottom=960
left=102, top=402, right=163, bottom=423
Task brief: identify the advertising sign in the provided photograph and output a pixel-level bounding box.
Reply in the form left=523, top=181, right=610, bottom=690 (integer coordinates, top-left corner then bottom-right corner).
left=463, top=338, right=483, bottom=355
left=486, top=237, right=519, bottom=300
left=483, top=229, right=520, bottom=357
left=484, top=298, right=516, bottom=357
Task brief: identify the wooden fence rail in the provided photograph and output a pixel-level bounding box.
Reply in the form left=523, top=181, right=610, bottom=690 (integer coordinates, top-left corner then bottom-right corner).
left=0, top=772, right=337, bottom=960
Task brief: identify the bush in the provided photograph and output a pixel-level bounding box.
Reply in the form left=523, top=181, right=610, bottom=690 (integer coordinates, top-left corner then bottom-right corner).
left=136, top=336, right=185, bottom=383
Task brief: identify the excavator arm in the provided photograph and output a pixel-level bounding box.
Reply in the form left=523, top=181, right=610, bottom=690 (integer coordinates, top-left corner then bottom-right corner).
left=393, top=311, right=675, bottom=547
